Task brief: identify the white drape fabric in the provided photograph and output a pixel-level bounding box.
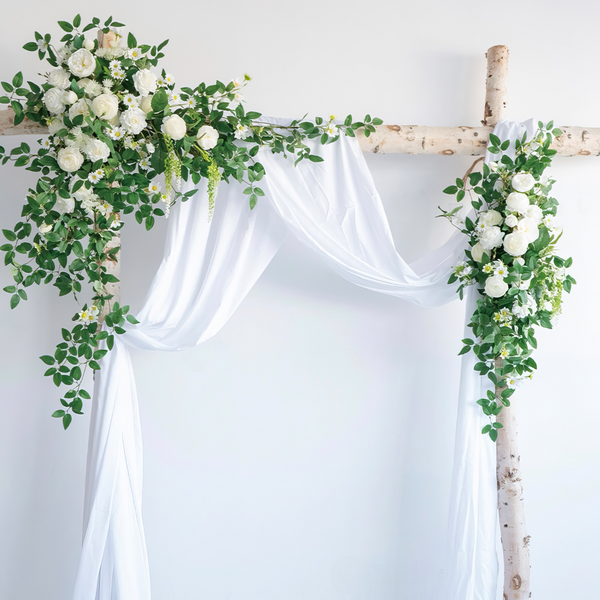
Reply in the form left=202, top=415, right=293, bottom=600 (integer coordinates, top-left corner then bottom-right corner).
left=72, top=119, right=531, bottom=600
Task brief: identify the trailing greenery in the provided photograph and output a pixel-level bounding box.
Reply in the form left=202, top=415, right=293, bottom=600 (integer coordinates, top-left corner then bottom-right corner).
left=439, top=122, right=575, bottom=441
left=0, top=15, right=382, bottom=428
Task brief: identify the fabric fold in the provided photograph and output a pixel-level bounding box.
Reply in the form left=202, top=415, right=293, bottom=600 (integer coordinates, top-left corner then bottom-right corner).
left=73, top=118, right=530, bottom=600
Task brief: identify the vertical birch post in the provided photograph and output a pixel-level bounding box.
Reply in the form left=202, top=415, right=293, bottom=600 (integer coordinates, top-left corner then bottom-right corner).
left=485, top=46, right=532, bottom=599
left=96, top=29, right=121, bottom=327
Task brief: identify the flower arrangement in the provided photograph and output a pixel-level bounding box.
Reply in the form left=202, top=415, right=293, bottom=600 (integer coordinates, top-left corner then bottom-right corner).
left=439, top=123, right=575, bottom=441
left=0, top=15, right=381, bottom=429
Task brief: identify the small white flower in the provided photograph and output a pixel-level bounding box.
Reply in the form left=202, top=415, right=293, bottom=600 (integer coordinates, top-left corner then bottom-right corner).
left=145, top=142, right=155, bottom=154
left=488, top=161, right=498, bottom=172
left=123, top=136, right=138, bottom=149
left=126, top=47, right=143, bottom=60
left=147, top=182, right=161, bottom=195
left=324, top=123, right=337, bottom=136
left=499, top=308, right=512, bottom=322
left=164, top=73, right=175, bottom=86
left=542, top=215, right=555, bottom=228
left=542, top=300, right=553, bottom=312
left=138, top=158, right=151, bottom=170
left=109, top=60, right=121, bottom=71
left=505, top=374, right=520, bottom=389
left=111, top=70, right=126, bottom=81
left=482, top=263, right=494, bottom=274
left=168, top=91, right=182, bottom=106
left=492, top=260, right=508, bottom=277
left=78, top=308, right=98, bottom=324
left=157, top=77, right=167, bottom=88
left=234, top=124, right=250, bottom=140
left=499, top=346, right=510, bottom=359
left=186, top=97, right=196, bottom=109
left=122, top=94, right=140, bottom=108
left=106, top=126, right=125, bottom=141
left=37, top=39, right=49, bottom=52
left=555, top=267, right=566, bottom=281
left=103, top=79, right=115, bottom=89
left=40, top=139, right=52, bottom=149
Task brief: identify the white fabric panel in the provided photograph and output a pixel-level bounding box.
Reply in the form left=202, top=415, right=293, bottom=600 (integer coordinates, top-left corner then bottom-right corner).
left=73, top=119, right=529, bottom=600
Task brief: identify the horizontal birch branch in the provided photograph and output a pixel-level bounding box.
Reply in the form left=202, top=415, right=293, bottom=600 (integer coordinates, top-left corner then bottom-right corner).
left=1, top=108, right=599, bottom=157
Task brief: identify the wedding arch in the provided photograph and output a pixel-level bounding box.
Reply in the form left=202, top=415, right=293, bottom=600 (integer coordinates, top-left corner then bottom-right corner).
left=0, top=17, right=592, bottom=600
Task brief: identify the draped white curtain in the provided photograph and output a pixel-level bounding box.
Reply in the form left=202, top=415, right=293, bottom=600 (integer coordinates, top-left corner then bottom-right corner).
left=72, top=119, right=532, bottom=600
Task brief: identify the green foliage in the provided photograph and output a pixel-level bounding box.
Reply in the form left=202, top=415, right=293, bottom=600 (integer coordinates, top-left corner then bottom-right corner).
left=2, top=16, right=381, bottom=429
left=439, top=123, right=575, bottom=440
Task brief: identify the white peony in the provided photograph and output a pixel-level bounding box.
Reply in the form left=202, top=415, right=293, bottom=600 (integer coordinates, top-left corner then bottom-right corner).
left=62, top=90, right=78, bottom=105
left=196, top=125, right=219, bottom=149
left=69, top=99, right=90, bottom=120
left=132, top=69, right=157, bottom=96
left=57, top=147, right=84, bottom=172
left=54, top=196, right=75, bottom=215
left=480, top=209, right=503, bottom=227
left=161, top=114, right=187, bottom=140
left=525, top=204, right=543, bottom=224
left=506, top=192, right=530, bottom=214
left=84, top=139, right=110, bottom=163
left=471, top=242, right=484, bottom=262
left=503, top=232, right=529, bottom=256
left=47, top=117, right=64, bottom=135
left=91, top=93, right=119, bottom=120
left=47, top=68, right=71, bottom=90
left=485, top=276, right=508, bottom=298
left=139, top=95, right=153, bottom=114
left=479, top=225, right=504, bottom=251
left=120, top=107, right=147, bottom=135
left=516, top=217, right=540, bottom=242
left=43, top=88, right=66, bottom=114
left=67, top=49, right=96, bottom=78
left=505, top=214, right=519, bottom=228
left=511, top=172, right=536, bottom=193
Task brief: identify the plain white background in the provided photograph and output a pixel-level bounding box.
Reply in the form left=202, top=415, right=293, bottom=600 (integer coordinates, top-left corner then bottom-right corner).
left=0, top=1, right=598, bottom=599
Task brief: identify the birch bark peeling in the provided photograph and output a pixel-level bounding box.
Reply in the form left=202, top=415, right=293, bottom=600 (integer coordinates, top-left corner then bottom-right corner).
left=483, top=45, right=509, bottom=127
left=496, top=360, right=531, bottom=599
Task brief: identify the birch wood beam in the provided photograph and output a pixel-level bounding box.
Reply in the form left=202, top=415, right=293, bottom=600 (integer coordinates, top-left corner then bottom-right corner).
left=483, top=45, right=509, bottom=127
left=2, top=110, right=600, bottom=157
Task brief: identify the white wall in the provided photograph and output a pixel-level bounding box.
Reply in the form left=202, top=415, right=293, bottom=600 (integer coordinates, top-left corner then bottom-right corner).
left=1, top=1, right=599, bottom=599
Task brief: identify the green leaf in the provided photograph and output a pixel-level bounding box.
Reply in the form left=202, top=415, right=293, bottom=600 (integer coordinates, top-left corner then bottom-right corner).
left=40, top=355, right=55, bottom=365
left=89, top=360, right=101, bottom=371
left=151, top=89, right=168, bottom=113
left=63, top=413, right=72, bottom=429
left=128, top=32, right=137, bottom=48
left=307, top=155, right=324, bottom=163
left=10, top=294, right=20, bottom=309
left=489, top=134, right=501, bottom=147
left=58, top=21, right=74, bottom=32
left=458, top=346, right=471, bottom=356
left=73, top=14, right=81, bottom=28
left=23, top=42, right=38, bottom=52
left=80, top=389, right=91, bottom=400
left=492, top=422, right=503, bottom=429
left=481, top=424, right=491, bottom=434
left=489, top=429, right=498, bottom=442
left=12, top=72, right=23, bottom=88
left=2, top=229, right=16, bottom=242
left=443, top=186, right=458, bottom=195
left=126, top=315, right=140, bottom=324
left=52, top=410, right=65, bottom=418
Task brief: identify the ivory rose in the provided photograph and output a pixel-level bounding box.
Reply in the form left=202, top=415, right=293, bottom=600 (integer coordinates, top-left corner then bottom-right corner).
left=69, top=99, right=90, bottom=120
left=47, top=68, right=71, bottom=90
left=485, top=275, right=508, bottom=298
left=505, top=214, right=519, bottom=228
left=132, top=69, right=157, bottom=96
left=91, top=93, right=119, bottom=120
left=162, top=114, right=187, bottom=140
left=62, top=90, right=78, bottom=105
left=139, top=95, right=153, bottom=114
left=516, top=217, right=540, bottom=242
left=43, top=88, right=66, bottom=114
left=479, top=226, right=504, bottom=251
left=57, top=147, right=84, bottom=173
left=196, top=125, right=219, bottom=149
left=120, top=108, right=147, bottom=135
left=480, top=209, right=503, bottom=227
left=503, top=232, right=529, bottom=256
left=84, top=139, right=110, bottom=163
left=67, top=49, right=96, bottom=78
left=506, top=192, right=530, bottom=214
left=47, top=117, right=64, bottom=135
left=511, top=172, right=536, bottom=193
left=471, top=242, right=484, bottom=262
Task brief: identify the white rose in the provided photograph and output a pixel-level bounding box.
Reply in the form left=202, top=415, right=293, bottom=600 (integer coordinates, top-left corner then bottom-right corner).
left=57, top=147, right=84, bottom=172
left=54, top=196, right=75, bottom=215
left=62, top=90, right=78, bottom=105
left=43, top=88, right=66, bottom=114
left=47, top=68, right=71, bottom=90
left=485, top=275, right=508, bottom=298
left=69, top=99, right=90, bottom=120
left=525, top=204, right=543, bottom=224
left=139, top=95, right=153, bottom=114
left=506, top=192, right=530, bottom=214
left=85, top=139, right=110, bottom=163
left=132, top=69, right=157, bottom=96
left=479, top=226, right=504, bottom=251
left=67, top=48, right=96, bottom=78
left=83, top=39, right=95, bottom=51
left=516, top=217, right=540, bottom=243
left=47, top=117, right=64, bottom=135
left=503, top=232, right=529, bottom=257
left=471, top=242, right=484, bottom=262
left=91, top=93, right=119, bottom=120
left=505, top=214, right=519, bottom=228
left=120, top=107, right=147, bottom=135
left=38, top=223, right=53, bottom=235
left=161, top=114, right=187, bottom=140
left=480, top=209, right=503, bottom=227
left=107, top=113, right=121, bottom=127
left=196, top=124, right=219, bottom=149
left=512, top=173, right=535, bottom=193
